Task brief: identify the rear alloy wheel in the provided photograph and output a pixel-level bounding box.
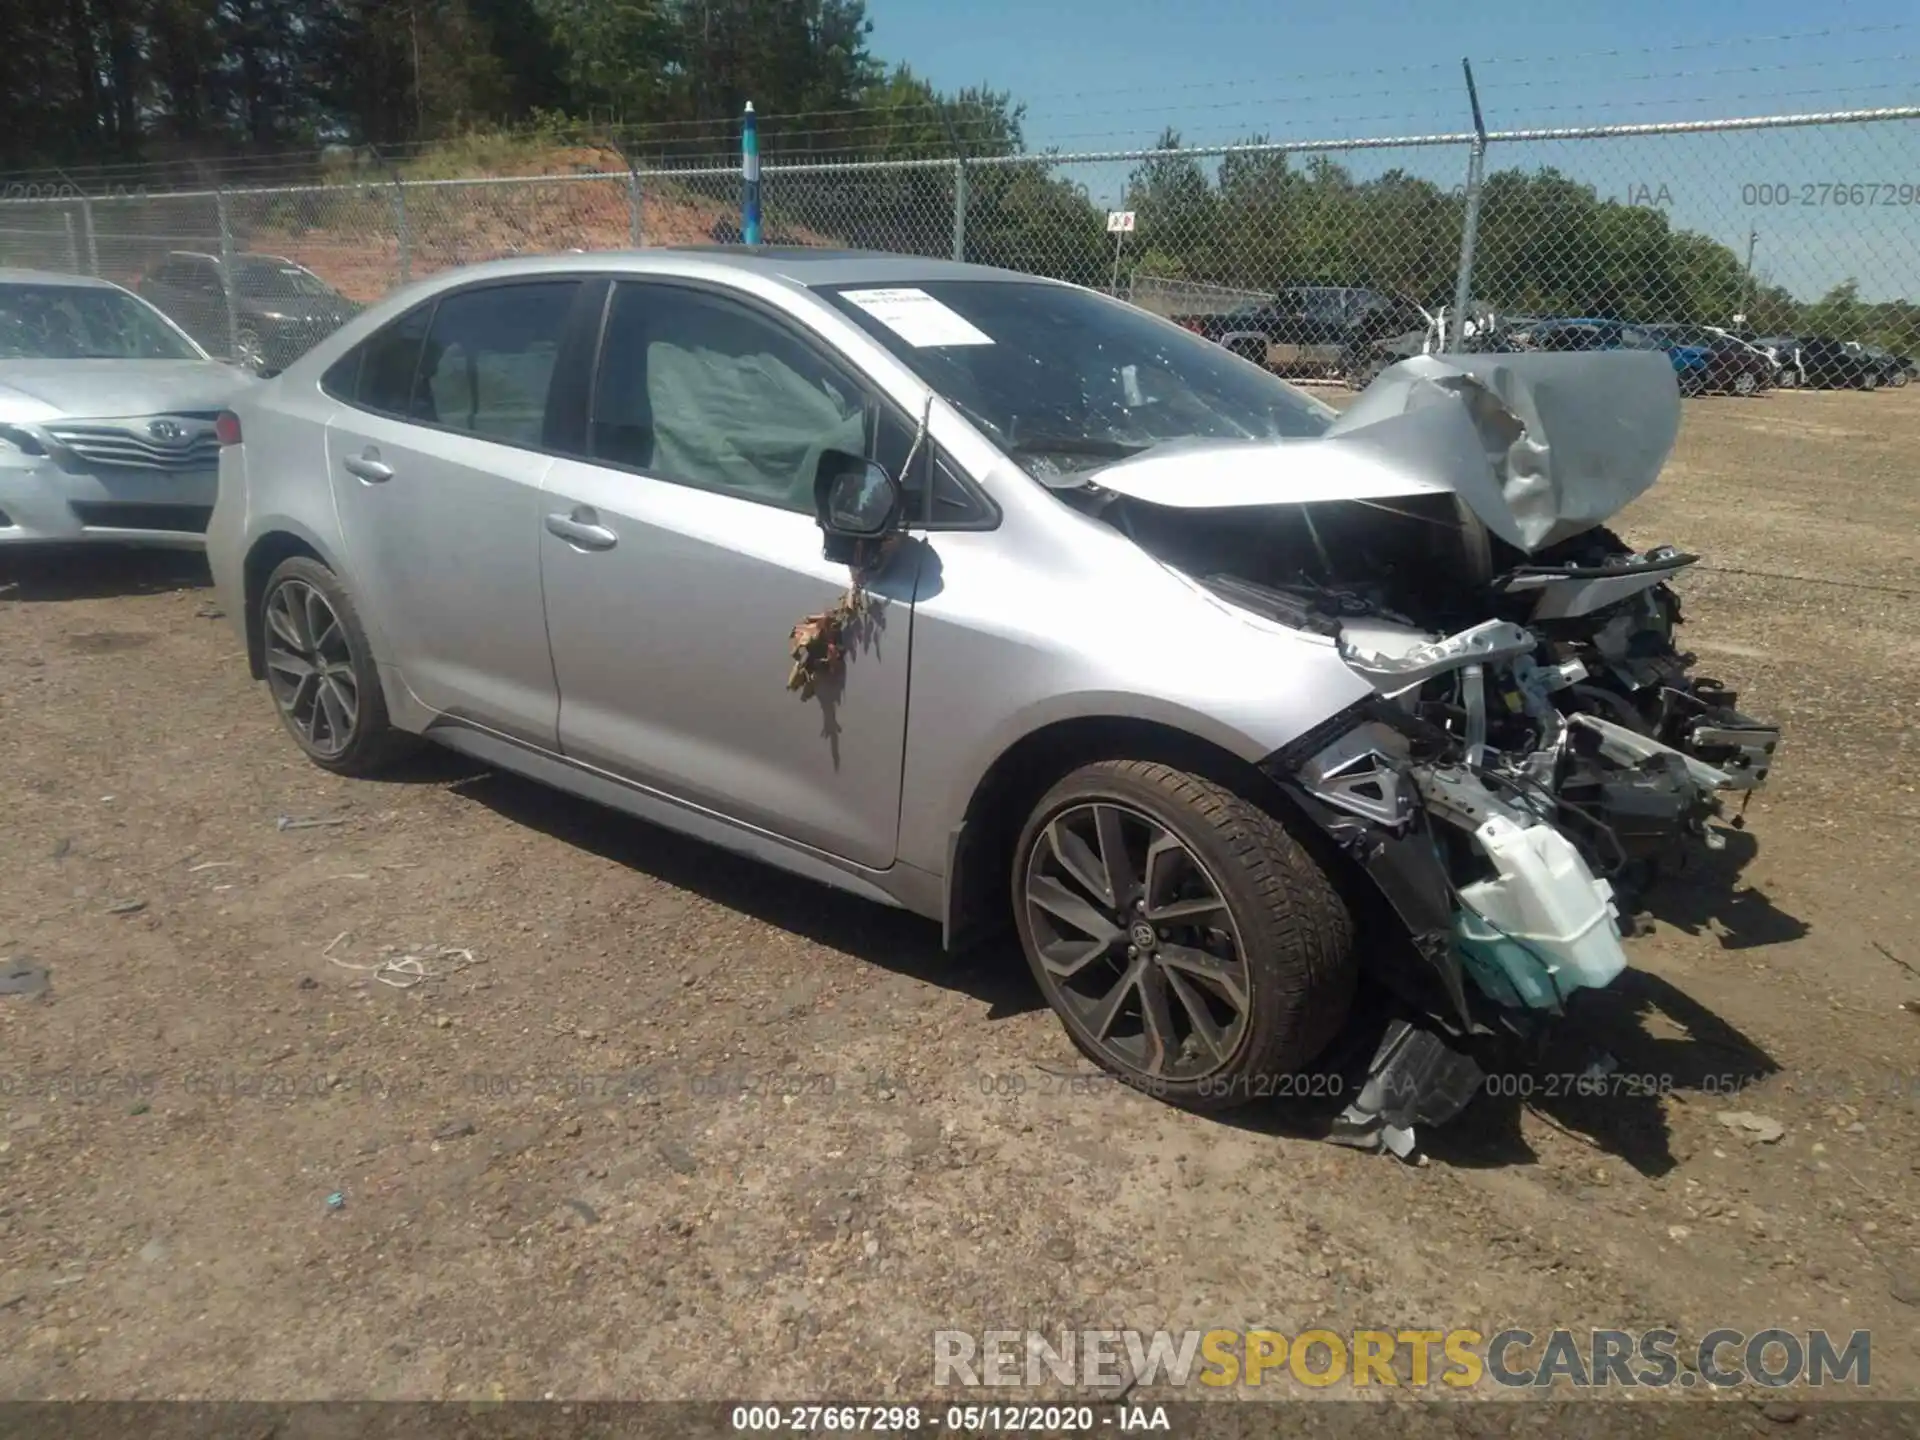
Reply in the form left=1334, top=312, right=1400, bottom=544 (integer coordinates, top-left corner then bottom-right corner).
left=261, top=556, right=414, bottom=776
left=1732, top=370, right=1759, bottom=397
left=1013, top=760, right=1356, bottom=1112
left=1863, top=370, right=1881, bottom=392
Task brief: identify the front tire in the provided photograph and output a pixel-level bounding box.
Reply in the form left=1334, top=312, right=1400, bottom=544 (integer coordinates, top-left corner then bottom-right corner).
left=1863, top=369, right=1881, bottom=392
left=1012, top=760, right=1356, bottom=1112
left=260, top=556, right=415, bottom=776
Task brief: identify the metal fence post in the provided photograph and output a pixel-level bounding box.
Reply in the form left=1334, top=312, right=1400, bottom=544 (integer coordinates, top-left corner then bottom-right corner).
left=627, top=162, right=643, bottom=247
left=392, top=179, right=412, bottom=284
left=1447, top=59, right=1489, bottom=353
left=952, top=156, right=968, bottom=263
left=215, top=187, right=241, bottom=361
left=62, top=211, right=79, bottom=272
left=80, top=197, right=99, bottom=275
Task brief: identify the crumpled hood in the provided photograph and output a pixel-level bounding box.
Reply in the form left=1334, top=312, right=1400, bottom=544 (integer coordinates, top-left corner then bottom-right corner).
left=1089, top=350, right=1682, bottom=553
left=0, top=360, right=257, bottom=422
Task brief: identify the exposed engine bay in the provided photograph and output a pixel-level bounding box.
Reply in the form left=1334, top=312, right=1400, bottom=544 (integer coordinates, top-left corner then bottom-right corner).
left=1091, top=492, right=1779, bottom=909
left=1062, top=349, right=1782, bottom=1155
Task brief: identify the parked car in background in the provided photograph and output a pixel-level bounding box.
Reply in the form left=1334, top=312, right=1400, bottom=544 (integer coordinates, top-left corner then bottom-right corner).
left=1845, top=341, right=1913, bottom=388
left=204, top=249, right=1780, bottom=1150
left=1339, top=306, right=1522, bottom=388
left=1703, top=326, right=1794, bottom=387
left=137, top=251, right=360, bottom=374
left=1637, top=323, right=1774, bottom=396
left=0, top=268, right=254, bottom=546
left=1509, top=318, right=1770, bottom=395
left=1788, top=336, right=1885, bottom=390
left=1171, top=285, right=1433, bottom=381
left=1745, top=334, right=1803, bottom=387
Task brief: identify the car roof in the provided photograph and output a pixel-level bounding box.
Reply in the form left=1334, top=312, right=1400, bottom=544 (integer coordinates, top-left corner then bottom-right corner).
left=0, top=267, right=125, bottom=291
left=396, top=247, right=1064, bottom=292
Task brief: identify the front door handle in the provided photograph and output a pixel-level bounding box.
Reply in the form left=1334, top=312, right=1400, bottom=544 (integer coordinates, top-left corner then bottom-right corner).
left=545, top=508, right=618, bottom=551
left=343, top=450, right=393, bottom=484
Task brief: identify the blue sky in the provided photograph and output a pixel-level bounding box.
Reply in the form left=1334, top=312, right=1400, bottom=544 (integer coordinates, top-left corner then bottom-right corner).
left=862, top=0, right=1920, bottom=302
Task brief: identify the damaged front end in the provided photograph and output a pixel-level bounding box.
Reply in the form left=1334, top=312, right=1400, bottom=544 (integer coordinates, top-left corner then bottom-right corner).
left=1077, top=350, right=1782, bottom=1155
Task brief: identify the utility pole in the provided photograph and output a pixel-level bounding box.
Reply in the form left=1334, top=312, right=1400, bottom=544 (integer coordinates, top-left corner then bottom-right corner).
left=1740, top=229, right=1758, bottom=323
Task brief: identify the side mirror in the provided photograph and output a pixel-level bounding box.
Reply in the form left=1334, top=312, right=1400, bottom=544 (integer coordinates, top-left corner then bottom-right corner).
left=814, top=450, right=902, bottom=553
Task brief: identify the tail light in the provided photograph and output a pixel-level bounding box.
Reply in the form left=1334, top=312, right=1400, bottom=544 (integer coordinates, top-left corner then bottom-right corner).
left=215, top=411, right=243, bottom=446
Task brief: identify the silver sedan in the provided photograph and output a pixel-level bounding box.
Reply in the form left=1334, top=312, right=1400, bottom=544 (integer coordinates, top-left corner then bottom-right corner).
left=1, top=268, right=254, bottom=548
left=204, top=248, right=1779, bottom=1150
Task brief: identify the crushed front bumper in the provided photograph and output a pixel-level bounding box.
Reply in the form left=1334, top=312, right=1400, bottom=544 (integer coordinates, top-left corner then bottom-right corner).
left=1261, top=616, right=1781, bottom=1157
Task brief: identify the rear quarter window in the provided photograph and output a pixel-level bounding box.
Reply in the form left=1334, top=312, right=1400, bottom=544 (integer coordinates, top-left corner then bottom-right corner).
left=322, top=303, right=433, bottom=415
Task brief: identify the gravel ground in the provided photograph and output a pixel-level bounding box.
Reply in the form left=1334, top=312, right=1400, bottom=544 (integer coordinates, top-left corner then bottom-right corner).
left=0, top=387, right=1916, bottom=1406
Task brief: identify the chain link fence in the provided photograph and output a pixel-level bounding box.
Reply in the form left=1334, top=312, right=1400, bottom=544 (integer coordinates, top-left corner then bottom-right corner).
left=2, top=107, right=1915, bottom=387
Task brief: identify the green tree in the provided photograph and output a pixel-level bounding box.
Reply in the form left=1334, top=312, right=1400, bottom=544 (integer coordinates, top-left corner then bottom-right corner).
left=1124, top=129, right=1216, bottom=282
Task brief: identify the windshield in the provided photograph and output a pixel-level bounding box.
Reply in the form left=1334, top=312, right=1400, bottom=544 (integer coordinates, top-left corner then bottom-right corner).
left=0, top=283, right=202, bottom=361
left=820, top=280, right=1336, bottom=482
left=234, top=259, right=337, bottom=300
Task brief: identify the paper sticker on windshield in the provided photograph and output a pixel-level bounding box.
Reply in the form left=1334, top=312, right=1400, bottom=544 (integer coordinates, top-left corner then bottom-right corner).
left=840, top=288, right=993, bottom=348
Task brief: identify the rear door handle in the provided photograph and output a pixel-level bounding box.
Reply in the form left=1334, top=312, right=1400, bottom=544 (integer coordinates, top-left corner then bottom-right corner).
left=545, top=508, right=618, bottom=551
left=343, top=450, right=393, bottom=484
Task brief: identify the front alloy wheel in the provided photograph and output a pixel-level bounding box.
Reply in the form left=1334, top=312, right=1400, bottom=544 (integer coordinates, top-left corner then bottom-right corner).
left=1732, top=370, right=1759, bottom=397
left=1013, top=760, right=1356, bottom=1111
left=1025, top=800, right=1253, bottom=1085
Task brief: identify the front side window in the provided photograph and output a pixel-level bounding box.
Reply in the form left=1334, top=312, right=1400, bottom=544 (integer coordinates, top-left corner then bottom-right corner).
left=410, top=280, right=579, bottom=445
left=590, top=282, right=871, bottom=512
left=0, top=282, right=202, bottom=360
left=821, top=279, right=1335, bottom=485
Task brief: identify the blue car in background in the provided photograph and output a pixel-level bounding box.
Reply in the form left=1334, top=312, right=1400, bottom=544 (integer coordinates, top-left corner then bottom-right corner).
left=1511, top=318, right=1772, bottom=396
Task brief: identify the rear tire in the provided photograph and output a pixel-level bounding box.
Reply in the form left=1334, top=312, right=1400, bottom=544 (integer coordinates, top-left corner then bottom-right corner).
left=260, top=556, right=416, bottom=777
left=1012, top=759, right=1356, bottom=1113
left=1863, top=370, right=1881, bottom=392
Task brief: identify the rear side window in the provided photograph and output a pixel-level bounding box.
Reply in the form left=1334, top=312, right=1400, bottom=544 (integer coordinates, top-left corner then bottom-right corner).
left=337, top=304, right=433, bottom=415
left=411, top=281, right=579, bottom=445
